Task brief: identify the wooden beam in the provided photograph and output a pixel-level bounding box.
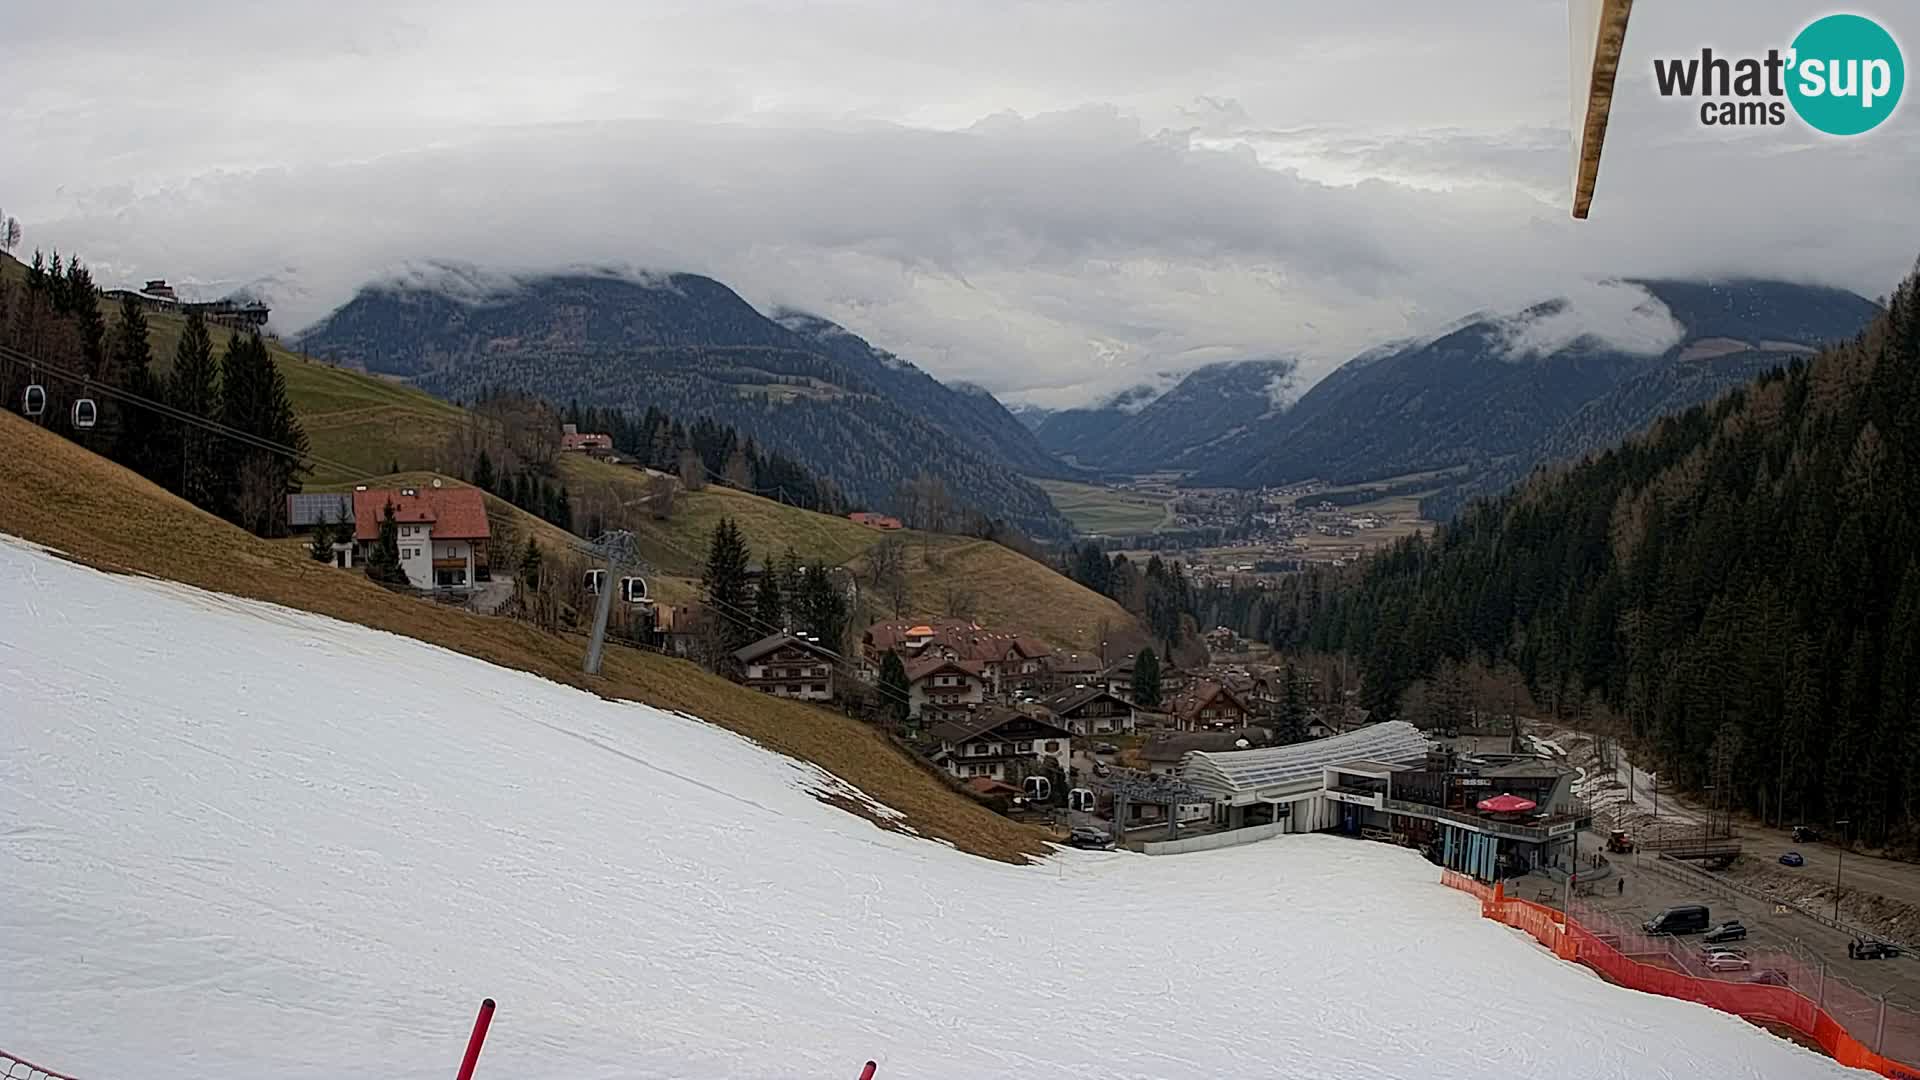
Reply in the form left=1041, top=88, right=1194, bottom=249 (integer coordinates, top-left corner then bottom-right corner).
left=1571, top=0, right=1635, bottom=219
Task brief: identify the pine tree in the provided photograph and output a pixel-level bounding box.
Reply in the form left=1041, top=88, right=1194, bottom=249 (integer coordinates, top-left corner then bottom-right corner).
left=1133, top=647, right=1162, bottom=707
left=310, top=510, right=338, bottom=562
left=217, top=333, right=309, bottom=536
left=1277, top=662, right=1308, bottom=744
left=555, top=485, right=574, bottom=533
left=518, top=539, right=545, bottom=590
left=474, top=449, right=496, bottom=493
left=701, top=517, right=753, bottom=656
left=753, top=550, right=785, bottom=632
left=67, top=260, right=106, bottom=380
left=797, top=561, right=849, bottom=653
left=878, top=649, right=911, bottom=728
left=363, top=501, right=411, bottom=587
left=106, top=293, right=164, bottom=477
left=166, top=311, right=220, bottom=511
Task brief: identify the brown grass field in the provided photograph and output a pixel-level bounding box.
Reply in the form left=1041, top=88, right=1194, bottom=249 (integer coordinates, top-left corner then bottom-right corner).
left=559, top=455, right=1141, bottom=651
left=0, top=410, right=1048, bottom=863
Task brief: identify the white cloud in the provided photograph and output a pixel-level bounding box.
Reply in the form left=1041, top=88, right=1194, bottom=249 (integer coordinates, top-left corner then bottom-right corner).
left=1494, top=281, right=1687, bottom=361
left=3, top=0, right=1916, bottom=406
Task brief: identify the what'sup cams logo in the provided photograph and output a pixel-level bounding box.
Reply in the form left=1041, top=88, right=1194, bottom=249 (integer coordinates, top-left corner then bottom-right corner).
left=1653, top=13, right=1904, bottom=134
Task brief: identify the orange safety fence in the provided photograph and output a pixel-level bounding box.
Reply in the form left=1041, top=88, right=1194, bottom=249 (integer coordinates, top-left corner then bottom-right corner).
left=1440, top=871, right=1920, bottom=1080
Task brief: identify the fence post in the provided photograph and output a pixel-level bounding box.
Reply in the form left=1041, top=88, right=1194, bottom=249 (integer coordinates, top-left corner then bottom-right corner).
left=1816, top=962, right=1826, bottom=1013
left=1875, top=995, right=1887, bottom=1055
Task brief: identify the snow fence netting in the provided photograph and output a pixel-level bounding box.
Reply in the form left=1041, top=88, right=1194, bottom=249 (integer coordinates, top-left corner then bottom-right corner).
left=1440, top=871, right=1920, bottom=1079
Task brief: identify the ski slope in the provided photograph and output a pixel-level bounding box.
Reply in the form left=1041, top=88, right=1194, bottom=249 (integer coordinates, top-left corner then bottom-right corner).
left=0, top=537, right=1856, bottom=1079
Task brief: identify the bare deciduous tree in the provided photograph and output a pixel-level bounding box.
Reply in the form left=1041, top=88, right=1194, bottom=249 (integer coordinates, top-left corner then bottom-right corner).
left=942, top=583, right=977, bottom=620
left=649, top=473, right=677, bottom=520
left=866, top=536, right=905, bottom=587
left=678, top=448, right=708, bottom=491
left=0, top=215, right=20, bottom=255
left=474, top=394, right=558, bottom=475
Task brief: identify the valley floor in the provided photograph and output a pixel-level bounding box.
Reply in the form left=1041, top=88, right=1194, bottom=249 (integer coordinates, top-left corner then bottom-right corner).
left=0, top=538, right=1856, bottom=1080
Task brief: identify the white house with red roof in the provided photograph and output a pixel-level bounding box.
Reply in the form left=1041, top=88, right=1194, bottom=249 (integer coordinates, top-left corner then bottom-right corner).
left=560, top=423, right=614, bottom=456
left=351, top=484, right=491, bottom=591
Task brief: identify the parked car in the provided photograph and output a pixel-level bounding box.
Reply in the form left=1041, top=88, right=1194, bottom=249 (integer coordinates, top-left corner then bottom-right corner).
left=1703, top=921, right=1747, bottom=944
left=1092, top=761, right=1111, bottom=778
left=1780, top=851, right=1806, bottom=867
left=1851, top=938, right=1902, bottom=961
left=1066, top=826, right=1113, bottom=850
left=1751, top=968, right=1793, bottom=987
left=1644, top=904, right=1711, bottom=935
left=1094, top=743, right=1119, bottom=755
left=1699, top=946, right=1747, bottom=960
left=1792, top=825, right=1822, bottom=843
left=1705, top=953, right=1753, bottom=973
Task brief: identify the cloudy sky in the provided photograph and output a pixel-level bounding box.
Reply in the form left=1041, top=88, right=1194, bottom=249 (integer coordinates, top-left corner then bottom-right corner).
left=3, top=1, right=1915, bottom=406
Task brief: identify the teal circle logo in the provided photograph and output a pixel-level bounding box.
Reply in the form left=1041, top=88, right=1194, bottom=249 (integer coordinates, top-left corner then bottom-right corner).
left=1787, top=14, right=1904, bottom=135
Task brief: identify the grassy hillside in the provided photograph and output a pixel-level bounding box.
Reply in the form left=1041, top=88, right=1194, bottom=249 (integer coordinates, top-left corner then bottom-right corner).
left=558, top=454, right=1143, bottom=651
left=846, top=534, right=1148, bottom=655
left=0, top=251, right=1140, bottom=649
left=558, top=455, right=882, bottom=575
left=0, top=250, right=467, bottom=486
left=174, top=327, right=466, bottom=487
left=0, top=408, right=1046, bottom=863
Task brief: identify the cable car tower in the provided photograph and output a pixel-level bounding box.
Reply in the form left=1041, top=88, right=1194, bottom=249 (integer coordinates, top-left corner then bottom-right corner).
left=581, top=530, right=654, bottom=676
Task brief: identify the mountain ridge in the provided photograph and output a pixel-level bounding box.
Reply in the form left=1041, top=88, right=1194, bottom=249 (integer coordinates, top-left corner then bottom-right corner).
left=295, top=270, right=1074, bottom=537
left=1032, top=358, right=1298, bottom=475
left=1186, top=278, right=1880, bottom=493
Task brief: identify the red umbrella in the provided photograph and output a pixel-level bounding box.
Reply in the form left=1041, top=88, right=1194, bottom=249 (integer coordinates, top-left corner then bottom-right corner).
left=1477, top=792, right=1538, bottom=813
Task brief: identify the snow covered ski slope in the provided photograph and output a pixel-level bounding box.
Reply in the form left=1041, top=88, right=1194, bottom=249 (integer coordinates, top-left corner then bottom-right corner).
left=0, top=538, right=1857, bottom=1079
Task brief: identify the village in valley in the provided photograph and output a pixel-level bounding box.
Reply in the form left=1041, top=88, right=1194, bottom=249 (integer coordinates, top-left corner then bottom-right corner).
left=268, top=410, right=1606, bottom=875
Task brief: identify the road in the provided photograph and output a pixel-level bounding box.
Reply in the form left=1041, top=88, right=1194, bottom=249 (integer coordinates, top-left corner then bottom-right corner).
left=1546, top=722, right=1920, bottom=935
left=1570, top=835, right=1920, bottom=1018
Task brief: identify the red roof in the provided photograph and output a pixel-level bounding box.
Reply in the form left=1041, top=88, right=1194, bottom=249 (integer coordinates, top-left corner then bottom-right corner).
left=561, top=431, right=613, bottom=451
left=849, top=512, right=903, bottom=529
left=352, top=486, right=490, bottom=543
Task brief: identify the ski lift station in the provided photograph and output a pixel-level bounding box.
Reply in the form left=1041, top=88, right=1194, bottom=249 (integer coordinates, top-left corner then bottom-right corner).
left=1172, top=721, right=1588, bottom=877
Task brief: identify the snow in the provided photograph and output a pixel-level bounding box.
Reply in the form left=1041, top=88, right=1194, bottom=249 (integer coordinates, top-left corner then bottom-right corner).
left=1541, top=728, right=1707, bottom=832
left=0, top=538, right=1856, bottom=1080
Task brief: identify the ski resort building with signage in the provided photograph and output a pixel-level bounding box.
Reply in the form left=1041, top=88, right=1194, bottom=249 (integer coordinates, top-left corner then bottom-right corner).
left=1173, top=721, right=1590, bottom=878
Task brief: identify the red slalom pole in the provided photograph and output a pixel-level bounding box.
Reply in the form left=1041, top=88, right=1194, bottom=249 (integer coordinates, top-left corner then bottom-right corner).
left=858, top=1061, right=877, bottom=1080
left=455, top=998, right=496, bottom=1080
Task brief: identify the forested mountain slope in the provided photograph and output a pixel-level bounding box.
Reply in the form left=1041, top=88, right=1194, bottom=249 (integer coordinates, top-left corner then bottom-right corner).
left=296, top=271, right=1071, bottom=537
left=772, top=310, right=1071, bottom=479
left=1032, top=360, right=1295, bottom=474
left=1420, top=347, right=1808, bottom=520
left=1195, top=280, right=1879, bottom=491
left=1305, top=263, right=1920, bottom=847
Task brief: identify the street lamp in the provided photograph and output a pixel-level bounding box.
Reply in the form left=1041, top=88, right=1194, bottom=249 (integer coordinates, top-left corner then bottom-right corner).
left=1702, top=785, right=1714, bottom=852
left=1834, top=819, right=1852, bottom=924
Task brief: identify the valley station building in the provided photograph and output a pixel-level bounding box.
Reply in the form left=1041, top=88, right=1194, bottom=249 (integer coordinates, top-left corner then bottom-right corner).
left=1175, top=721, right=1591, bottom=881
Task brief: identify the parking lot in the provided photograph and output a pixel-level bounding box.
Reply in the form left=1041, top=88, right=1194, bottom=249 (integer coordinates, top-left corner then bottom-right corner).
left=1570, top=835, right=1920, bottom=1017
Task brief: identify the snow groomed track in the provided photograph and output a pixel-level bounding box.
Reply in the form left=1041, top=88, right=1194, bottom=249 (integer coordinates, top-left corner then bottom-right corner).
left=0, top=537, right=1860, bottom=1078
